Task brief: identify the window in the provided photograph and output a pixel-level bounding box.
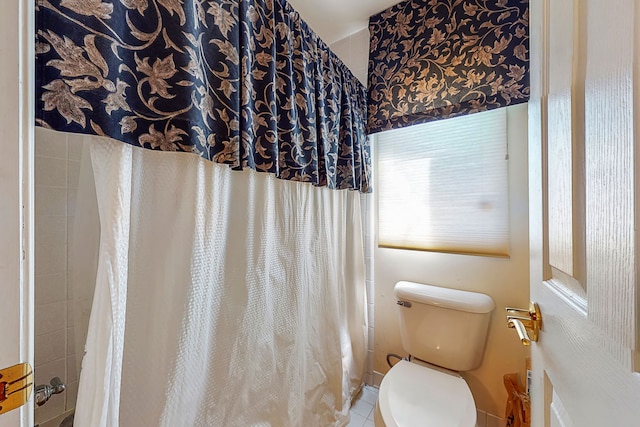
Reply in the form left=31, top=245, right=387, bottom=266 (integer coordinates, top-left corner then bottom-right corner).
left=376, top=108, right=510, bottom=257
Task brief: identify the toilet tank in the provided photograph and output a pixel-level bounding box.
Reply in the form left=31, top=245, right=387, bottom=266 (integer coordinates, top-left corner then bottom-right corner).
left=394, top=281, right=495, bottom=372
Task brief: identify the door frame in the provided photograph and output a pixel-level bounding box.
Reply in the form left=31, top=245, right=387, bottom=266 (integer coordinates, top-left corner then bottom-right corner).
left=0, top=0, right=34, bottom=425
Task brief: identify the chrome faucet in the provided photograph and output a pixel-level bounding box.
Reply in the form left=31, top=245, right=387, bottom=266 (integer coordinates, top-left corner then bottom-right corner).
left=34, top=377, right=66, bottom=406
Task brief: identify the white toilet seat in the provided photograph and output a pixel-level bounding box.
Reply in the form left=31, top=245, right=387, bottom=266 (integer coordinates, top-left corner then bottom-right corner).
left=377, top=360, right=477, bottom=427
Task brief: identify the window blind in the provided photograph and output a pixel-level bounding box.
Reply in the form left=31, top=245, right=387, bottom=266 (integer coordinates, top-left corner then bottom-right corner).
left=376, top=108, right=510, bottom=256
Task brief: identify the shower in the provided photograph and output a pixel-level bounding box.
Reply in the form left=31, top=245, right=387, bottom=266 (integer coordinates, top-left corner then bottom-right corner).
left=33, top=0, right=371, bottom=425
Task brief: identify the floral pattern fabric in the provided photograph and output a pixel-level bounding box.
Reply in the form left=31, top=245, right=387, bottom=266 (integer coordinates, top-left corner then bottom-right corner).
left=36, top=0, right=371, bottom=193
left=367, top=0, right=529, bottom=134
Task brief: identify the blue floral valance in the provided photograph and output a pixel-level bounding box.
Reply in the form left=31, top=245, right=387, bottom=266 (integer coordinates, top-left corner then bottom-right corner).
left=35, top=0, right=371, bottom=193
left=367, top=0, right=529, bottom=134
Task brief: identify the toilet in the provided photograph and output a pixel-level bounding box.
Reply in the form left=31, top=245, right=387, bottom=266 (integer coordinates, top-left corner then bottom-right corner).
left=374, top=281, right=495, bottom=427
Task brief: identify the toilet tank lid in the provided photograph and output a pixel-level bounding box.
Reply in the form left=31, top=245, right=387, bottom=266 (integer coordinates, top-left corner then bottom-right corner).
left=394, top=281, right=495, bottom=314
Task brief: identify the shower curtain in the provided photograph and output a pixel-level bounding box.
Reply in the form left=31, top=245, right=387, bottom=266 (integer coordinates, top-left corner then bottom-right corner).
left=76, top=135, right=368, bottom=426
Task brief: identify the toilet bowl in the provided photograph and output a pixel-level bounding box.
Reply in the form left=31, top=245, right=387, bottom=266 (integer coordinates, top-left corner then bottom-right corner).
left=374, top=281, right=494, bottom=427
left=374, top=360, right=476, bottom=427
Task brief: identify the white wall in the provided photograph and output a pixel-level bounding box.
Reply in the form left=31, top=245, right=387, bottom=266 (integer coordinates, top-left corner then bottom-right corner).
left=330, top=28, right=369, bottom=86
left=374, top=104, right=531, bottom=417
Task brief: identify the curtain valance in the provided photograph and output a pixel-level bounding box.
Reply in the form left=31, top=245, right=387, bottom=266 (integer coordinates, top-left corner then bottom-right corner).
left=35, top=0, right=371, bottom=193
left=367, top=0, right=529, bottom=134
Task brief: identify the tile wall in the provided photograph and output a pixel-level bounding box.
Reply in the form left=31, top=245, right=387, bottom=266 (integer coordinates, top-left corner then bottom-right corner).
left=34, top=128, right=96, bottom=425
left=329, top=28, right=375, bottom=386
left=360, top=191, right=375, bottom=386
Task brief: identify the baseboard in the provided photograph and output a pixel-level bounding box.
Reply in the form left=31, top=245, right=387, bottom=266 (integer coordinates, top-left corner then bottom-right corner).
left=476, top=409, right=506, bottom=427
left=372, top=370, right=384, bottom=387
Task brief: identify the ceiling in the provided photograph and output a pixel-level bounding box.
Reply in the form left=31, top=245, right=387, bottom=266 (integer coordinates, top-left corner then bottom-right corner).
left=286, top=0, right=403, bottom=45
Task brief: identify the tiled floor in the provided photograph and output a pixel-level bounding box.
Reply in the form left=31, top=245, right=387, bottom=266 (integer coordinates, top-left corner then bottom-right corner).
left=348, top=385, right=378, bottom=427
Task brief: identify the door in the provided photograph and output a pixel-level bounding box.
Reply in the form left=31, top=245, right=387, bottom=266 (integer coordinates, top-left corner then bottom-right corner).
left=0, top=0, right=34, bottom=426
left=529, top=0, right=640, bottom=425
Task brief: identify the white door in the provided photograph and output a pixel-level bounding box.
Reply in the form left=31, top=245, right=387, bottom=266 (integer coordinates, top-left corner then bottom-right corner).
left=529, top=0, right=640, bottom=425
left=0, top=0, right=34, bottom=426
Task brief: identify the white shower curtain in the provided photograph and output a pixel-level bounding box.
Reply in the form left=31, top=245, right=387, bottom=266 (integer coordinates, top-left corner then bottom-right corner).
left=75, top=136, right=368, bottom=427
